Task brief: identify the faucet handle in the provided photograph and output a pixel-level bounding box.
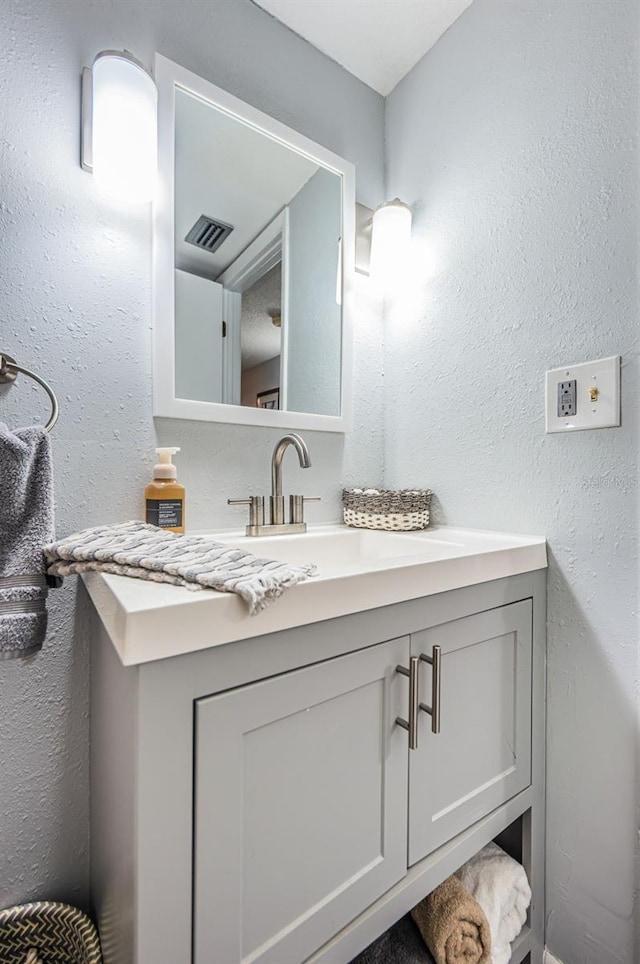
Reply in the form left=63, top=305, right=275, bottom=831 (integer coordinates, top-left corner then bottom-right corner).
left=289, top=495, right=321, bottom=525
left=227, top=496, right=265, bottom=528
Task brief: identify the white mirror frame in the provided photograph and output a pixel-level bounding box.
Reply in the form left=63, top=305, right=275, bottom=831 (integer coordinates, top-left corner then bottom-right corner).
left=152, top=54, right=355, bottom=432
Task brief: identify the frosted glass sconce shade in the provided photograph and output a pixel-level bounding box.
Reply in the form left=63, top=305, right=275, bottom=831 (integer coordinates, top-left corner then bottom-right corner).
left=369, top=198, right=412, bottom=291
left=82, top=51, right=158, bottom=203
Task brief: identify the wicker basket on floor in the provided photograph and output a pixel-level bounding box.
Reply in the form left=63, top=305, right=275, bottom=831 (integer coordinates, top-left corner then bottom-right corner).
left=0, top=901, right=102, bottom=964
left=342, top=488, right=432, bottom=531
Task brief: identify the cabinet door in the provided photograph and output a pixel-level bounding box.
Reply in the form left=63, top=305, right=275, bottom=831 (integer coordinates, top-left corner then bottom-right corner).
left=409, top=601, right=532, bottom=865
left=194, top=636, right=410, bottom=964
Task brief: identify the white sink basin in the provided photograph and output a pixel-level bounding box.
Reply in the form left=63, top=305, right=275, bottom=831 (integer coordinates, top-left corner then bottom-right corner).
left=82, top=524, right=547, bottom=666
left=215, top=526, right=466, bottom=574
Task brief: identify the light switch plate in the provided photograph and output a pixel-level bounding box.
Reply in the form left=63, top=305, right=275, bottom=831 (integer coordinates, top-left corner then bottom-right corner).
left=545, top=355, right=620, bottom=433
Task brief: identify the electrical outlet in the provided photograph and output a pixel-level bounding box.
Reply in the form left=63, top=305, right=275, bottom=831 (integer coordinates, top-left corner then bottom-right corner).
left=545, top=356, right=620, bottom=433
left=557, top=380, right=576, bottom=417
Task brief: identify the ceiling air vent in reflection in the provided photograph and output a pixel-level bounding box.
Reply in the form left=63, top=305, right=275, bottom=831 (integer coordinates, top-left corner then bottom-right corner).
left=185, top=215, right=234, bottom=254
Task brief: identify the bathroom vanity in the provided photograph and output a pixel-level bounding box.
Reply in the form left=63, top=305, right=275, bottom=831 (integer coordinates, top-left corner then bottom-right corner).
left=85, top=525, right=547, bottom=964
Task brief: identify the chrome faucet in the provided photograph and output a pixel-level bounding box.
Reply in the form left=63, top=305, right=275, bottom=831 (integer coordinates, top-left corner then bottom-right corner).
left=228, top=433, right=320, bottom=536
left=270, top=434, right=310, bottom=525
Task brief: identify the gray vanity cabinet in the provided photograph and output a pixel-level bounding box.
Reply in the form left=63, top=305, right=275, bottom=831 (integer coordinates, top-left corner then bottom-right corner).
left=193, top=636, right=410, bottom=964
left=89, top=570, right=546, bottom=964
left=192, top=602, right=533, bottom=964
left=408, top=601, right=533, bottom=865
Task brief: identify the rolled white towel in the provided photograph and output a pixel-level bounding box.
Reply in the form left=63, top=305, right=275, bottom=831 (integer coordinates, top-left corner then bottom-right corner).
left=454, top=842, right=531, bottom=964
left=25, top=950, right=43, bottom=964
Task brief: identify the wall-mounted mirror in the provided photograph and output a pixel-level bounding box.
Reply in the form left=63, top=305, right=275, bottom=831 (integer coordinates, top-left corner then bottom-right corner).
left=153, top=55, right=354, bottom=432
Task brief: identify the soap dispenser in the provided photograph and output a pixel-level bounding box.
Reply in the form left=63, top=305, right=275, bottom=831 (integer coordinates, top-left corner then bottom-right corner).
left=145, top=447, right=186, bottom=534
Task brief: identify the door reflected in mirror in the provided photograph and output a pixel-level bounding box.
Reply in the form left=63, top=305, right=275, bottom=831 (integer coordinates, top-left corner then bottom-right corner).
left=173, top=86, right=342, bottom=418
left=240, top=263, right=281, bottom=409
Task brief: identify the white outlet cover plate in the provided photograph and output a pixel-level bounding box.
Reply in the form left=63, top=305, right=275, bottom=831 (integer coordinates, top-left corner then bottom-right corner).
left=545, top=355, right=620, bottom=433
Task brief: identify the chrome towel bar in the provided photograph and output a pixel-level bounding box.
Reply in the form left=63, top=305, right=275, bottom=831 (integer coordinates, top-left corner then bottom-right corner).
left=0, top=352, right=59, bottom=432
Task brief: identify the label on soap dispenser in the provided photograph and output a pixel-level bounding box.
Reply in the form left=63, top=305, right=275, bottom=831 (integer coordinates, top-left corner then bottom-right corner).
left=146, top=499, right=183, bottom=529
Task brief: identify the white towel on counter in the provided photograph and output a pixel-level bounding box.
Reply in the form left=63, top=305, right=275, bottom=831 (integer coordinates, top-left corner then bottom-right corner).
left=44, top=520, right=317, bottom=615
left=454, top=842, right=531, bottom=964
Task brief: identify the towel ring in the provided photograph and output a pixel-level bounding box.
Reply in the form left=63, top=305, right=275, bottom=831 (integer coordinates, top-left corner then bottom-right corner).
left=0, top=353, right=59, bottom=432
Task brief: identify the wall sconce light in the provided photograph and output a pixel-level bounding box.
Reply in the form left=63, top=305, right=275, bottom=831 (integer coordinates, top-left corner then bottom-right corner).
left=355, top=198, right=412, bottom=293
left=369, top=198, right=412, bottom=291
left=81, top=51, right=158, bottom=203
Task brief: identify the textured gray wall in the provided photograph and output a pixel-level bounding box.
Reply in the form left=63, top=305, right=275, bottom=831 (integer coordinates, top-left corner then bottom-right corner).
left=384, top=2, right=638, bottom=962
left=0, top=0, right=384, bottom=908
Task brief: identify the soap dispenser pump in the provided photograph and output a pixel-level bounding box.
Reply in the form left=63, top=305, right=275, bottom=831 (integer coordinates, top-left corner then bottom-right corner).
left=145, top=447, right=186, bottom=534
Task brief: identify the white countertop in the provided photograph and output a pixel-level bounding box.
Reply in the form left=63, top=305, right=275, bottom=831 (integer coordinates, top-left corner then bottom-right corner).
left=82, top=524, right=547, bottom=666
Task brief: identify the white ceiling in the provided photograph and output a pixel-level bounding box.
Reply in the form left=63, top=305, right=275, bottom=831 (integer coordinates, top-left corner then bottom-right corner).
left=175, top=88, right=318, bottom=279
left=252, top=0, right=473, bottom=95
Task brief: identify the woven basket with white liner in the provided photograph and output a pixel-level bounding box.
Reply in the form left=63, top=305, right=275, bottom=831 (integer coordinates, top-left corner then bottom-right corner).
left=342, top=488, right=432, bottom=532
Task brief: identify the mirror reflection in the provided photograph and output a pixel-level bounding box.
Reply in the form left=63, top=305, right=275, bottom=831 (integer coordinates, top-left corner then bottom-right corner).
left=173, top=87, right=343, bottom=417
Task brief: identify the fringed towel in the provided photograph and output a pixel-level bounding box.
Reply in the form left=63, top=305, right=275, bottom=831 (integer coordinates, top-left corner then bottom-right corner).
left=411, top=874, right=491, bottom=964
left=45, top=521, right=317, bottom=615
left=0, top=424, right=55, bottom=659
left=455, top=843, right=531, bottom=964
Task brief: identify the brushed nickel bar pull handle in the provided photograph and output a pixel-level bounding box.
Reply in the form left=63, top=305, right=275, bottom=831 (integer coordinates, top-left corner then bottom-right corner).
left=419, top=645, right=441, bottom=734
left=396, top=655, right=420, bottom=750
